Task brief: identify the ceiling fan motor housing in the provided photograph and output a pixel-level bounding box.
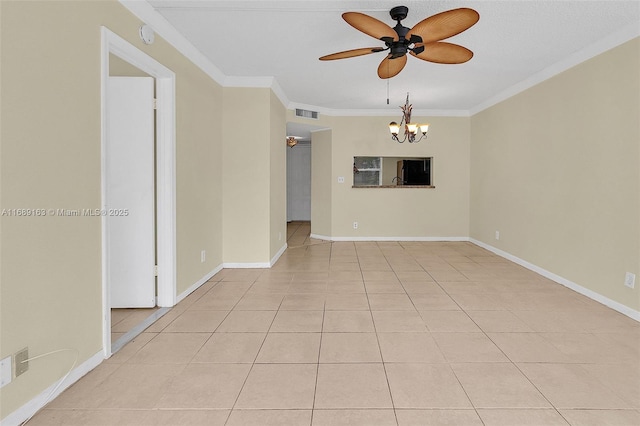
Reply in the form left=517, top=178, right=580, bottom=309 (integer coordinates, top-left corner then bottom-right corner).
left=387, top=6, right=422, bottom=58
left=389, top=42, right=408, bottom=58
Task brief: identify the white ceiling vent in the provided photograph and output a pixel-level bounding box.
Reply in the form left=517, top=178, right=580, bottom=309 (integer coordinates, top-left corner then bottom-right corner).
left=295, top=108, right=319, bottom=120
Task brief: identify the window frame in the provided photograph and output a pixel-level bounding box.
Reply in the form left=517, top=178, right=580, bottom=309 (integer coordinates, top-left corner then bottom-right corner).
left=352, top=156, right=434, bottom=188
left=353, top=156, right=382, bottom=187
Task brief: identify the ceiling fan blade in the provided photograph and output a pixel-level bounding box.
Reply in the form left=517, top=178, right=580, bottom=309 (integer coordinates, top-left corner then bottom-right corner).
left=411, top=42, right=473, bottom=64
left=406, top=8, right=479, bottom=44
left=319, top=47, right=385, bottom=61
left=377, top=54, right=407, bottom=79
left=342, top=12, right=399, bottom=42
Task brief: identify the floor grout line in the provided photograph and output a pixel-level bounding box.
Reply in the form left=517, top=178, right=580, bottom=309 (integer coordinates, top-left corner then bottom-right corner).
left=32, top=223, right=640, bottom=425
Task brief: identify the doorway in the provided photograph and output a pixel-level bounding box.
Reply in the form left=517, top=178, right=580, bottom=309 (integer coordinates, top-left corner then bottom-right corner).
left=106, top=74, right=161, bottom=352
left=101, top=28, right=176, bottom=357
left=287, top=142, right=311, bottom=222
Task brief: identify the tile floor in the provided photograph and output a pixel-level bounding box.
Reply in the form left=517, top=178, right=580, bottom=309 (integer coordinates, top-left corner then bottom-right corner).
left=111, top=307, right=161, bottom=343
left=30, top=222, right=640, bottom=425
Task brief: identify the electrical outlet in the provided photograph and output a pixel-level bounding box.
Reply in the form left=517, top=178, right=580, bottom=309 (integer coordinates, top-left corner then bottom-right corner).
left=353, top=221, right=358, bottom=229
left=14, top=348, right=28, bottom=378
left=200, top=250, right=206, bottom=263
left=0, top=356, right=11, bottom=388
left=624, top=272, right=636, bottom=289
left=337, top=176, right=345, bottom=183
left=495, top=231, right=500, bottom=240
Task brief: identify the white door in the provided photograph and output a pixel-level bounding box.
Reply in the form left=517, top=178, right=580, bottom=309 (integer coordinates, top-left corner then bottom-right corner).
left=287, top=144, right=311, bottom=221
left=107, top=77, right=156, bottom=308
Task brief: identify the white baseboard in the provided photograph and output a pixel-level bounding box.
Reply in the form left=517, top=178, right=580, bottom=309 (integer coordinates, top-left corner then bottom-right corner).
left=176, top=264, right=223, bottom=304
left=222, top=243, right=287, bottom=269
left=309, top=233, right=331, bottom=241
left=219, top=244, right=287, bottom=270
left=470, top=238, right=640, bottom=322
left=270, top=243, right=287, bottom=266
left=1, top=350, right=104, bottom=426
left=311, top=234, right=469, bottom=242
left=222, top=262, right=271, bottom=268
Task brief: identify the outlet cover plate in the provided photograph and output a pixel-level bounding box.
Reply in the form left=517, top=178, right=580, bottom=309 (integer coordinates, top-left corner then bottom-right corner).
left=624, top=272, right=636, bottom=289
left=14, top=348, right=28, bottom=377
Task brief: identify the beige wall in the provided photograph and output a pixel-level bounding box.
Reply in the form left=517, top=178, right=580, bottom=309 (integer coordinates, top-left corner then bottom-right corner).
left=269, top=91, right=287, bottom=260
left=330, top=115, right=470, bottom=238
left=0, top=0, right=223, bottom=417
left=470, top=38, right=640, bottom=311
left=1, top=0, right=637, bottom=420
left=288, top=112, right=470, bottom=239
left=175, top=56, right=223, bottom=291
left=311, top=129, right=333, bottom=237
left=222, top=88, right=286, bottom=264
left=223, top=87, right=286, bottom=264
left=381, top=157, right=400, bottom=185
left=109, top=53, right=151, bottom=76
left=222, top=87, right=270, bottom=263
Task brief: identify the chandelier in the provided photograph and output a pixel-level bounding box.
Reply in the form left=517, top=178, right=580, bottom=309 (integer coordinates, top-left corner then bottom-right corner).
left=286, top=136, right=298, bottom=148
left=388, top=93, right=429, bottom=143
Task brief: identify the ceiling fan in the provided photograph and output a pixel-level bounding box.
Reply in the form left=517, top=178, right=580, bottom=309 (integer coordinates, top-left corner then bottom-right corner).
left=319, top=5, right=479, bottom=79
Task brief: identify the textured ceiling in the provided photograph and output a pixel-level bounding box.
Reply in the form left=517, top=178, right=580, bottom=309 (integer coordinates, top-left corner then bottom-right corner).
left=145, top=0, right=638, bottom=115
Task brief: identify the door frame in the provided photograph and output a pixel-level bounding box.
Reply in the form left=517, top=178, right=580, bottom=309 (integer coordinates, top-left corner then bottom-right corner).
left=100, top=27, right=176, bottom=357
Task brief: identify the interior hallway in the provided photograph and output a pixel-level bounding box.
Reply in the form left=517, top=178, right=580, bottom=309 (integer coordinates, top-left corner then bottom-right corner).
left=29, top=223, right=640, bottom=425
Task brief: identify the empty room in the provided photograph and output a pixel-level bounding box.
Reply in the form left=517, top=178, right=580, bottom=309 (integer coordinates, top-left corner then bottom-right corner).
left=1, top=1, right=638, bottom=425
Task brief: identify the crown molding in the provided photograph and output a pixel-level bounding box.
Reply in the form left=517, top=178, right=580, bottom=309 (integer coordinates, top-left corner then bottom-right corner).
left=121, top=2, right=638, bottom=119
left=118, top=1, right=469, bottom=117
left=224, top=76, right=290, bottom=108
left=320, top=108, right=471, bottom=117
left=287, top=102, right=470, bottom=118
left=469, top=23, right=640, bottom=115
left=119, top=0, right=226, bottom=84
